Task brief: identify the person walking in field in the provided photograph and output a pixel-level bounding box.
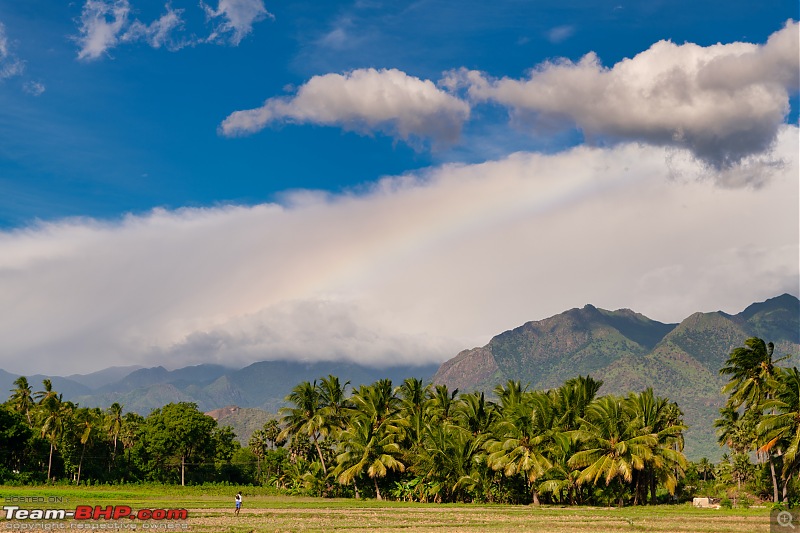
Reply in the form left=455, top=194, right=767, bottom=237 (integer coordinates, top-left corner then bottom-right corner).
left=235, top=492, right=242, bottom=516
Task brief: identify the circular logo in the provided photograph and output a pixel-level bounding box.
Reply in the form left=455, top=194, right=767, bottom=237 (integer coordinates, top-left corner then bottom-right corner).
left=777, top=510, right=796, bottom=529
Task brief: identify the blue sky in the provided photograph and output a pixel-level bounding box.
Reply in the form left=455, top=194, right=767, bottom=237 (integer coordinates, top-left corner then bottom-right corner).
left=0, top=0, right=798, bottom=374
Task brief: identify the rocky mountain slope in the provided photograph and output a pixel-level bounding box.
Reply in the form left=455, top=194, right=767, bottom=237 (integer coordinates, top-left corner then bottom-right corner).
left=433, top=294, right=800, bottom=460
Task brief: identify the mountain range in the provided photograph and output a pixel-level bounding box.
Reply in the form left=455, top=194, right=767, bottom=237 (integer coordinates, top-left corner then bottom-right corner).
left=432, top=293, right=800, bottom=460
left=2, top=294, right=797, bottom=459
left=0, top=360, right=439, bottom=418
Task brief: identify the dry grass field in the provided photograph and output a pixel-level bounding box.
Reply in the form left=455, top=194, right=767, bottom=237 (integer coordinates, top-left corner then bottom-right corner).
left=0, top=486, right=774, bottom=533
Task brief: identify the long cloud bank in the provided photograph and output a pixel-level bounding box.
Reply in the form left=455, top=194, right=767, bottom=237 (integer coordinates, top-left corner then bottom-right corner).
left=1, top=127, right=797, bottom=375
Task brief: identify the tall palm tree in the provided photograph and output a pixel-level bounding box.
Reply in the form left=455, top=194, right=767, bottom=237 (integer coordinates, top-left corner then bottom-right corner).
left=334, top=415, right=405, bottom=500
left=348, top=379, right=401, bottom=432
left=486, top=392, right=556, bottom=505
left=35, top=378, right=57, bottom=405
left=720, top=338, right=785, bottom=409
left=9, top=376, right=34, bottom=425
left=628, top=389, right=687, bottom=504
left=40, top=394, right=71, bottom=481
left=551, top=375, right=603, bottom=432
left=398, top=377, right=432, bottom=451
left=74, top=407, right=101, bottom=484
left=105, top=402, right=124, bottom=467
left=280, top=380, right=329, bottom=474
left=414, top=422, right=485, bottom=502
left=719, top=337, right=787, bottom=502
left=569, top=395, right=656, bottom=505
left=249, top=429, right=268, bottom=479
left=757, top=366, right=800, bottom=501
left=317, top=374, right=351, bottom=436
left=119, top=412, right=142, bottom=479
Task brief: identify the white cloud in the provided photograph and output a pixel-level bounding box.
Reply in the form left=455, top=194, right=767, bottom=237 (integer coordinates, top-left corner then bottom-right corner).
left=76, top=0, right=131, bottom=60
left=74, top=0, right=269, bottom=58
left=220, top=68, right=471, bottom=144
left=23, top=80, right=45, bottom=96
left=122, top=6, right=184, bottom=50
left=0, top=127, right=797, bottom=375
left=546, top=25, right=575, bottom=43
left=202, top=0, right=271, bottom=46
left=449, top=20, right=799, bottom=169
left=0, top=21, right=25, bottom=79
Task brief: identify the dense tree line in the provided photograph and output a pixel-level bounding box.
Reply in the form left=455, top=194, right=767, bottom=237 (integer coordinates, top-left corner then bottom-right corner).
left=2, top=381, right=238, bottom=485
left=264, top=374, right=687, bottom=505
left=1, top=336, right=797, bottom=506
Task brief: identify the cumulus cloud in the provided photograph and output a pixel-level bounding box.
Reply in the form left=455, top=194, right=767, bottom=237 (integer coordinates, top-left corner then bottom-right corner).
left=202, top=0, right=271, bottom=46
left=0, top=127, right=797, bottom=375
left=75, top=0, right=131, bottom=60
left=0, top=21, right=25, bottom=79
left=448, top=20, right=799, bottom=169
left=220, top=68, right=471, bottom=144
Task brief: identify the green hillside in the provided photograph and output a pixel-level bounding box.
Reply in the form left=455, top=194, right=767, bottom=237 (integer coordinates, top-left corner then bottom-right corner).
left=433, top=294, right=800, bottom=460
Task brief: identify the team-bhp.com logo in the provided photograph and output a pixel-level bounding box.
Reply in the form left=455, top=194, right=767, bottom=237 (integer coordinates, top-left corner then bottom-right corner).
left=3, top=505, right=188, bottom=521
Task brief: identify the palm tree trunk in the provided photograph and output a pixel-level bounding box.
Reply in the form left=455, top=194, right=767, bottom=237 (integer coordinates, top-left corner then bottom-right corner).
left=782, top=472, right=791, bottom=502
left=649, top=472, right=657, bottom=505
left=47, top=442, right=54, bottom=481
left=373, top=477, right=382, bottom=500
left=77, top=443, right=86, bottom=484
left=181, top=455, right=185, bottom=486
left=768, top=453, right=779, bottom=502
left=311, top=434, right=327, bottom=474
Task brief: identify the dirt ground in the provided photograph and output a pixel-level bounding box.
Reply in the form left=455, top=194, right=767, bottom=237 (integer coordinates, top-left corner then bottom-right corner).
left=180, top=506, right=771, bottom=533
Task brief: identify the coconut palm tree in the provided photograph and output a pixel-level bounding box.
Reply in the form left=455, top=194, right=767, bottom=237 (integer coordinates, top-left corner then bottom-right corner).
left=627, top=389, right=687, bottom=504
left=454, top=391, right=497, bottom=438
left=9, top=376, right=34, bottom=425
left=413, top=422, right=485, bottom=502
left=105, top=402, right=123, bottom=466
left=429, top=384, right=459, bottom=424
left=569, top=395, right=656, bottom=506
left=35, top=378, right=57, bottom=405
left=40, top=393, right=71, bottom=481
left=74, top=407, right=101, bottom=484
left=720, top=338, right=785, bottom=409
left=719, top=337, right=788, bottom=502
left=757, top=366, right=800, bottom=501
left=280, top=380, right=329, bottom=474
left=334, top=414, right=405, bottom=500
left=398, top=377, right=432, bottom=451
left=486, top=392, right=556, bottom=505
left=317, top=374, right=351, bottom=436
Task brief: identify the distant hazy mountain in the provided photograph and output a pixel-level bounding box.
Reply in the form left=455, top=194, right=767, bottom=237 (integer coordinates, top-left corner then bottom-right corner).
left=65, top=366, right=144, bottom=389
left=0, top=360, right=439, bottom=417
left=432, top=294, right=800, bottom=461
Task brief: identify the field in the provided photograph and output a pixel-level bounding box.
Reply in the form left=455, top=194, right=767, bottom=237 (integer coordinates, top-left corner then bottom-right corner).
left=0, top=486, right=774, bottom=532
